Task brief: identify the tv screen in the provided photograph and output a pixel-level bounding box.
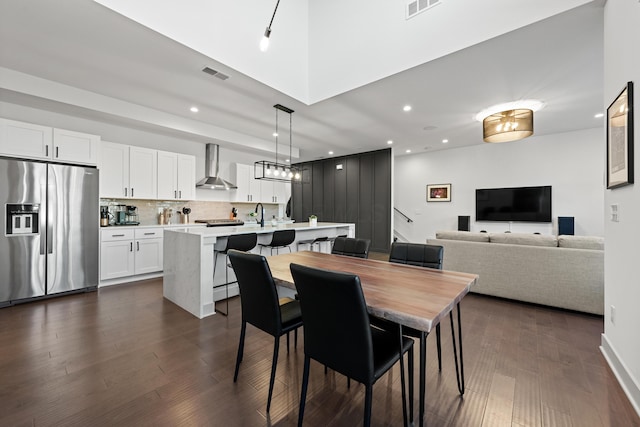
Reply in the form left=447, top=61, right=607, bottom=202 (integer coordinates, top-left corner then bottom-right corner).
left=476, top=186, right=552, bottom=222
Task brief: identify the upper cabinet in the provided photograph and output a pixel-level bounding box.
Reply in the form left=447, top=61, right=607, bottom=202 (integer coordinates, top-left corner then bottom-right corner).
left=52, top=128, right=99, bottom=165
left=129, top=146, right=157, bottom=199
left=100, top=142, right=194, bottom=200
left=99, top=142, right=157, bottom=199
left=231, top=163, right=290, bottom=204
left=232, top=163, right=261, bottom=202
left=157, top=151, right=195, bottom=201
left=0, top=118, right=99, bottom=165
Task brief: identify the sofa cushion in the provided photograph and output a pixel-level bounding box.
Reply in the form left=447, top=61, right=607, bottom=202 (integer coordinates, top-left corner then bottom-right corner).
left=558, top=235, right=604, bottom=250
left=489, top=232, right=558, bottom=247
left=435, top=230, right=490, bottom=242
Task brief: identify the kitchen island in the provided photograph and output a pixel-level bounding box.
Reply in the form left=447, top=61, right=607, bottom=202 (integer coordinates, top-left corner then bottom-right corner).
left=162, top=222, right=355, bottom=318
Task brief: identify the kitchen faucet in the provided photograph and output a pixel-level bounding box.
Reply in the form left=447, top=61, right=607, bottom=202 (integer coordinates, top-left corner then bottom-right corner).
left=254, top=203, right=265, bottom=228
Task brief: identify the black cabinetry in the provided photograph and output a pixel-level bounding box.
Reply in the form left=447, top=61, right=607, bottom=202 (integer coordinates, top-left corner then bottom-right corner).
left=291, top=149, right=391, bottom=252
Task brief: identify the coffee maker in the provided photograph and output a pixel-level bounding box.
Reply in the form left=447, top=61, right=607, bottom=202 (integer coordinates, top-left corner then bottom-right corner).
left=100, top=206, right=110, bottom=227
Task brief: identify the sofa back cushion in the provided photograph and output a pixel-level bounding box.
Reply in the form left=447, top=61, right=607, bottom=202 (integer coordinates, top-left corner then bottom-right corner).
left=558, top=235, right=604, bottom=250
left=489, top=232, right=558, bottom=247
left=435, top=230, right=490, bottom=242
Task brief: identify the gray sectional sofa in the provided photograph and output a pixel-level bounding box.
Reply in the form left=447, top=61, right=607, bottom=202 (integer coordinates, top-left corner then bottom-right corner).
left=426, top=231, right=604, bottom=315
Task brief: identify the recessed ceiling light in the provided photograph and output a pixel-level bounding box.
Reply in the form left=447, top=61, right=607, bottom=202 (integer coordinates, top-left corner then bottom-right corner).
left=273, top=132, right=278, bottom=137
left=442, top=139, right=449, bottom=144
left=285, top=159, right=290, bottom=163
left=594, top=113, right=604, bottom=118
left=403, top=105, right=412, bottom=112
left=405, top=149, right=411, bottom=153
left=387, top=140, right=393, bottom=145
left=475, top=99, right=544, bottom=122
left=328, top=151, right=334, bottom=155
left=190, top=106, right=199, bottom=113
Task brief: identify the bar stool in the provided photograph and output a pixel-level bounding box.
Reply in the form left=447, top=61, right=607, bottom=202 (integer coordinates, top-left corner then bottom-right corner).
left=213, top=232, right=258, bottom=316
left=296, top=236, right=330, bottom=253
left=258, top=229, right=296, bottom=255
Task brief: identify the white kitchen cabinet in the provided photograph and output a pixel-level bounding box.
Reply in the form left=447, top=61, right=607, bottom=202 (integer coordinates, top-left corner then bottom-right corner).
left=99, top=141, right=130, bottom=198
left=133, top=228, right=163, bottom=274
left=99, top=142, right=157, bottom=199
left=100, top=228, right=163, bottom=281
left=233, top=163, right=262, bottom=202
left=52, top=128, right=99, bottom=165
left=157, top=151, right=195, bottom=200
left=129, top=146, right=157, bottom=199
left=177, top=154, right=196, bottom=200
left=0, top=119, right=99, bottom=165
left=0, top=118, right=52, bottom=160
left=100, top=229, right=136, bottom=280
left=265, top=180, right=291, bottom=204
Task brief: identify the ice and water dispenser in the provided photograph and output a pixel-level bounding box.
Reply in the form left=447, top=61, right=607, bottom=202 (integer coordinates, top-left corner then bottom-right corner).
left=5, top=204, right=40, bottom=236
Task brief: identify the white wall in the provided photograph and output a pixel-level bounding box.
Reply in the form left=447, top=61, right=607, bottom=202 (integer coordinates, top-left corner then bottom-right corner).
left=601, top=0, right=640, bottom=417
left=394, top=128, right=604, bottom=242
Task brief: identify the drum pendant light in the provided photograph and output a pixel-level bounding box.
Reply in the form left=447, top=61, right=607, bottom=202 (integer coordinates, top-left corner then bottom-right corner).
left=483, top=109, right=534, bottom=143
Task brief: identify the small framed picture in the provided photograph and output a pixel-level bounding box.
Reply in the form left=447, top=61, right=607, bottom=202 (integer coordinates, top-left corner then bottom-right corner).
left=427, top=184, right=451, bottom=202
left=607, top=81, right=634, bottom=189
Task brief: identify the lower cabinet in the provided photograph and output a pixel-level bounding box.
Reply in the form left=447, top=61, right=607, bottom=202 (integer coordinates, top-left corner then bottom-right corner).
left=100, top=228, right=163, bottom=281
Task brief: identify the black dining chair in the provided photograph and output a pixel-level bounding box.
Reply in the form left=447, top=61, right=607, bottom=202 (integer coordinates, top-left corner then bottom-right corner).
left=290, top=263, right=413, bottom=427
left=227, top=250, right=303, bottom=413
left=258, top=229, right=296, bottom=255
left=331, top=236, right=371, bottom=258
left=213, top=233, right=258, bottom=316
left=382, top=242, right=445, bottom=368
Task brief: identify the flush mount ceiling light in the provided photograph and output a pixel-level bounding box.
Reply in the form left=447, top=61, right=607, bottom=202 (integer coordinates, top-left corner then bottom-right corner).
left=482, top=109, right=533, bottom=143
left=255, top=104, right=301, bottom=182
left=476, top=100, right=543, bottom=143
left=260, top=0, right=281, bottom=52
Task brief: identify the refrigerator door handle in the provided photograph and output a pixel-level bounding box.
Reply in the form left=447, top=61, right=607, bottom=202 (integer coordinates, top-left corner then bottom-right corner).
left=45, top=145, right=49, bottom=157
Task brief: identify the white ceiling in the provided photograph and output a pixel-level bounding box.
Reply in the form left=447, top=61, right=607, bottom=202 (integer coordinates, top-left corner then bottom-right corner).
left=0, top=0, right=604, bottom=163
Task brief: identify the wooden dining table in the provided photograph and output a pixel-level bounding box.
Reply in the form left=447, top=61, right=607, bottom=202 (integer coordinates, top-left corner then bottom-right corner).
left=267, top=251, right=478, bottom=427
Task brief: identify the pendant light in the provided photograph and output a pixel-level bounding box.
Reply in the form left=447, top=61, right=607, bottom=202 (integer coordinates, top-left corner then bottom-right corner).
left=255, top=104, right=301, bottom=182
left=260, top=0, right=281, bottom=52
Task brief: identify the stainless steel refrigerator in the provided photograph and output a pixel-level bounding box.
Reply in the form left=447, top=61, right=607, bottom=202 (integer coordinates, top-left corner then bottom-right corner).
left=0, top=157, right=99, bottom=306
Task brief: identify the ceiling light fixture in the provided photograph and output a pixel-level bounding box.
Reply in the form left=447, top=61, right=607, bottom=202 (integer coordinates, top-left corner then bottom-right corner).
left=387, top=140, right=393, bottom=145
left=255, top=104, right=300, bottom=182
left=190, top=106, right=199, bottom=113
left=442, top=139, right=449, bottom=143
left=482, top=109, right=534, bottom=143
left=594, top=113, right=604, bottom=118
left=328, top=151, right=334, bottom=155
left=403, top=105, right=412, bottom=112
left=406, top=149, right=412, bottom=153
left=260, top=0, right=281, bottom=52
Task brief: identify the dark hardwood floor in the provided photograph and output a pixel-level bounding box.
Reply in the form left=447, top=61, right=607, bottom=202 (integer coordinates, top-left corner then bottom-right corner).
left=1, top=273, right=638, bottom=426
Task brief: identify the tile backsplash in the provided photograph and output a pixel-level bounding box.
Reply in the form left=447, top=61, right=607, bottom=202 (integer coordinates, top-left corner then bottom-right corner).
left=100, top=199, right=283, bottom=226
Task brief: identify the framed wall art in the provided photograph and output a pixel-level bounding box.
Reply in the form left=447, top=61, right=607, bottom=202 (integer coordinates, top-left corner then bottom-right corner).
left=427, top=183, right=451, bottom=202
left=607, top=81, right=634, bottom=189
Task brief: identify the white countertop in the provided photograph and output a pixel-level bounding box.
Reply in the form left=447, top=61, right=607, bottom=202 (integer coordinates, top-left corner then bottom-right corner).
left=101, top=223, right=207, bottom=230
left=164, top=222, right=354, bottom=238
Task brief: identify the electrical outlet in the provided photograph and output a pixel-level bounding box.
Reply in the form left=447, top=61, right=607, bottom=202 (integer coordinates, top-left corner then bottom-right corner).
left=610, top=305, right=616, bottom=325
left=611, top=204, right=619, bottom=222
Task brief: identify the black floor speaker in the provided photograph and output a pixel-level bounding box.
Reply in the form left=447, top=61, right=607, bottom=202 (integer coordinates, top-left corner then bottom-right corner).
left=458, top=216, right=471, bottom=232
left=558, top=216, right=575, bottom=235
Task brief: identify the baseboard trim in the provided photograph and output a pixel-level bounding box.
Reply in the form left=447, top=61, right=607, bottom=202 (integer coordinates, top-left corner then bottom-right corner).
left=600, top=333, right=640, bottom=419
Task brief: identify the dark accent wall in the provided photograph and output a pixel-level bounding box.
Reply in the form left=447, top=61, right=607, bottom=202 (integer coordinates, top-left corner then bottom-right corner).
left=291, top=148, right=391, bottom=252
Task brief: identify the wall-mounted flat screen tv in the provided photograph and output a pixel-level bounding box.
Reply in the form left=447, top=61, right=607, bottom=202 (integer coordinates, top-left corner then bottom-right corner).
left=476, top=186, right=552, bottom=222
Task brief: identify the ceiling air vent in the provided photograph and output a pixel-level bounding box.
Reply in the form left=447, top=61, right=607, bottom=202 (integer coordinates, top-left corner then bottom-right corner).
left=406, top=0, right=441, bottom=19
left=202, top=66, right=229, bottom=81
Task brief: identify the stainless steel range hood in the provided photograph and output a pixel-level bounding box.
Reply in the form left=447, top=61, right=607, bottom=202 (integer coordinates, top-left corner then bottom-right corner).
left=196, top=144, right=237, bottom=190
